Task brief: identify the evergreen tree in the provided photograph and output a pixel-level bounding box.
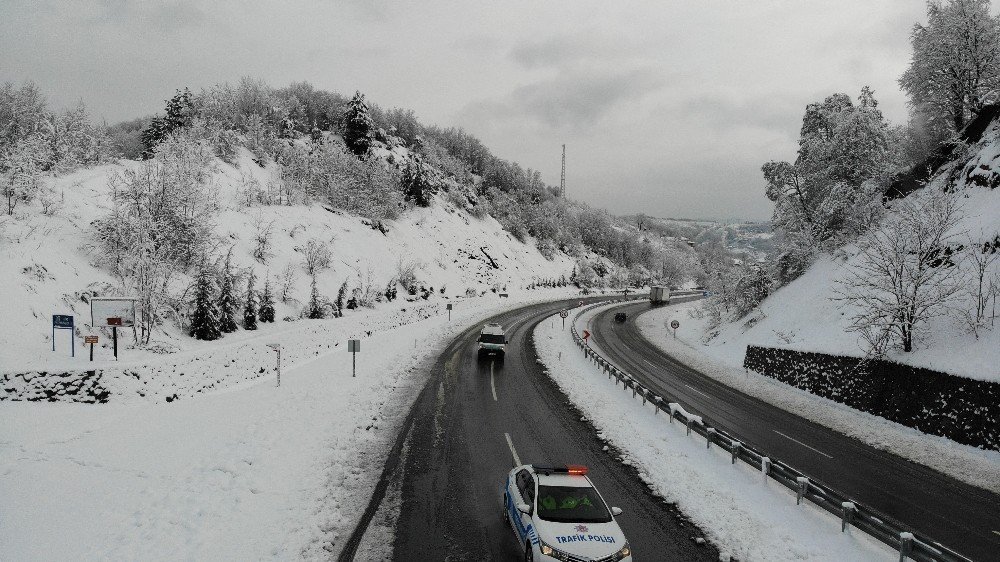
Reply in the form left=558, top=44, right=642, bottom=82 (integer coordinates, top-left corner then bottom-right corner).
left=401, top=159, right=432, bottom=206
left=307, top=275, right=325, bottom=319
left=218, top=250, right=239, bottom=333
left=189, top=260, right=221, bottom=341
left=336, top=281, right=348, bottom=316
left=141, top=88, right=193, bottom=159
left=258, top=278, right=276, bottom=323
left=346, top=287, right=360, bottom=309
left=343, top=91, right=374, bottom=157
left=243, top=270, right=258, bottom=330
left=384, top=279, right=397, bottom=302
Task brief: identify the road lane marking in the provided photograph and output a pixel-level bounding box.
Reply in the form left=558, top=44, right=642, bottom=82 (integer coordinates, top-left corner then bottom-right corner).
left=504, top=432, right=521, bottom=466
left=993, top=530, right=1000, bottom=537
left=490, top=361, right=497, bottom=401
left=774, top=430, right=833, bottom=459
left=684, top=384, right=710, bottom=398
left=643, top=358, right=656, bottom=367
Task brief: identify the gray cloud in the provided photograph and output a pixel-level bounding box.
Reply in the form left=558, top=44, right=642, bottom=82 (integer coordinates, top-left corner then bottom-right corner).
left=462, top=66, right=664, bottom=131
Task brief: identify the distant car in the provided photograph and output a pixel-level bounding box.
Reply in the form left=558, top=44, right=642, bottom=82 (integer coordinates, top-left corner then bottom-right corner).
left=477, top=323, right=508, bottom=360
left=614, top=312, right=627, bottom=323
left=503, top=464, right=631, bottom=562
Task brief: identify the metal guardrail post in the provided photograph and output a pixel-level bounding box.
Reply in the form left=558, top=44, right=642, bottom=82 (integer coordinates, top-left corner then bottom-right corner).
left=841, top=502, right=855, bottom=532
left=653, top=396, right=661, bottom=415
left=706, top=428, right=716, bottom=449
left=796, top=477, right=809, bottom=505
left=731, top=441, right=741, bottom=464
left=761, top=457, right=771, bottom=479
left=686, top=417, right=694, bottom=435
left=899, top=532, right=913, bottom=561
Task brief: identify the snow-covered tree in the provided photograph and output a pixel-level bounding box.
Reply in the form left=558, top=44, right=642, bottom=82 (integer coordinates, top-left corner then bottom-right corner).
left=243, top=270, right=258, bottom=330
left=306, top=276, right=326, bottom=319
left=900, top=0, right=1000, bottom=138
left=258, top=278, right=276, bottom=323
left=836, top=191, right=965, bottom=353
left=218, top=250, right=239, bottom=333
left=303, top=238, right=332, bottom=276
left=401, top=159, right=433, bottom=206
left=343, top=91, right=374, bottom=157
left=1, top=134, right=46, bottom=214
left=141, top=88, right=194, bottom=159
left=189, top=259, right=222, bottom=341
left=336, top=280, right=348, bottom=316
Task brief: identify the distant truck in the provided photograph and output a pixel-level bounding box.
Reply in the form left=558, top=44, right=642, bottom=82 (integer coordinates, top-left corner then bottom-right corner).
left=650, top=286, right=670, bottom=305
left=477, top=323, right=508, bottom=360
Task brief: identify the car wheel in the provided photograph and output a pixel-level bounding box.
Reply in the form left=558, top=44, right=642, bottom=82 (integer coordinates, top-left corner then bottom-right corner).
left=524, top=541, right=533, bottom=562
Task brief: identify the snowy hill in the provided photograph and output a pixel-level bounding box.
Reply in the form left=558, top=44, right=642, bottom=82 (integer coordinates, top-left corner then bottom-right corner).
left=0, top=148, right=576, bottom=376
left=692, top=119, right=1000, bottom=382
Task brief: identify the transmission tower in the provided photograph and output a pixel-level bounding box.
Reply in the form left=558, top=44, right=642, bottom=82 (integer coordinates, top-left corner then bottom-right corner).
left=560, top=144, right=566, bottom=197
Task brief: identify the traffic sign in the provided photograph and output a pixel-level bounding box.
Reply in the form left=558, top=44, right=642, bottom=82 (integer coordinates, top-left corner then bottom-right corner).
left=84, top=335, right=98, bottom=344
left=670, top=320, right=680, bottom=329
left=348, top=339, right=360, bottom=377
left=52, top=314, right=74, bottom=357
left=559, top=310, right=568, bottom=318
left=582, top=330, right=591, bottom=341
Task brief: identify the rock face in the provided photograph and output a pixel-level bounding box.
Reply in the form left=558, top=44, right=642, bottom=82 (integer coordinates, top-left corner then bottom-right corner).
left=2, top=370, right=110, bottom=403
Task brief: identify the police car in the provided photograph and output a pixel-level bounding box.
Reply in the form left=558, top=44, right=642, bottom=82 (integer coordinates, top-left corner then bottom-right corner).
left=503, top=464, right=631, bottom=562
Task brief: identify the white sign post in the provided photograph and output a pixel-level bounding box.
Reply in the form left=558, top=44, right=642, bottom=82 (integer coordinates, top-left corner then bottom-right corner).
left=348, top=339, right=360, bottom=377
left=446, top=303, right=453, bottom=321
left=267, top=343, right=281, bottom=386
left=559, top=309, right=568, bottom=330
left=670, top=319, right=680, bottom=339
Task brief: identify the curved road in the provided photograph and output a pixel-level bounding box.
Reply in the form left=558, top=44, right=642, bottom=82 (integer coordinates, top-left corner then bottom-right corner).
left=381, top=297, right=719, bottom=561
left=589, top=300, right=1000, bottom=562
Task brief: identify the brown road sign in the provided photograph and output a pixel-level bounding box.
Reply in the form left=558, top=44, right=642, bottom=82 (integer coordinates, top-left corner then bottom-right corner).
left=84, top=335, right=98, bottom=344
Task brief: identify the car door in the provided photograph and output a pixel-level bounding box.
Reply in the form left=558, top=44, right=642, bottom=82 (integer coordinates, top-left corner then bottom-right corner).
left=514, top=470, right=539, bottom=549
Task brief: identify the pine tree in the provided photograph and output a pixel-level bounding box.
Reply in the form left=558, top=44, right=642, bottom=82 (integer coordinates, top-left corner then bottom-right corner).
left=307, top=275, right=325, bottom=319
left=243, top=270, right=258, bottom=330
left=343, top=91, right=374, bottom=157
left=140, top=88, right=193, bottom=159
left=258, top=278, right=276, bottom=323
left=189, top=260, right=221, bottom=341
left=384, top=280, right=396, bottom=302
left=402, top=160, right=432, bottom=206
left=218, top=250, right=239, bottom=333
left=336, top=281, right=348, bottom=316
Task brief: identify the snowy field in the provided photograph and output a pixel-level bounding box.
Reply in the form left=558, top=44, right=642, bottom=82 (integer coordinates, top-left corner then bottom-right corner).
left=635, top=302, right=1000, bottom=494
left=533, top=305, right=891, bottom=561
left=0, top=288, right=582, bottom=560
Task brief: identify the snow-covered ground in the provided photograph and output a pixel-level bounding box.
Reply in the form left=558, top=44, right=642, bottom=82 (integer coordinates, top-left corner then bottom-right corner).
left=635, top=301, right=1000, bottom=494
left=533, top=305, right=891, bottom=561
left=0, top=287, right=583, bottom=560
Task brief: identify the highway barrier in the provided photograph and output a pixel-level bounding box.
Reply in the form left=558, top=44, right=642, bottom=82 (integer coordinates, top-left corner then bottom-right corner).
left=567, top=301, right=972, bottom=562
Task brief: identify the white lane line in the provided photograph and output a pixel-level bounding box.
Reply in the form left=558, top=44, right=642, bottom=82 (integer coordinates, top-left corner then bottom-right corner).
left=490, top=361, right=498, bottom=402
left=504, top=432, right=521, bottom=466
left=774, top=430, right=834, bottom=459
left=993, top=530, right=1000, bottom=537
left=642, top=358, right=656, bottom=367
left=684, top=384, right=710, bottom=398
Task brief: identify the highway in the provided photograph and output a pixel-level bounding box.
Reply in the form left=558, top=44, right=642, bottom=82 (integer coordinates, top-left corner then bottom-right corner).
left=589, top=300, right=1000, bottom=562
left=342, top=296, right=718, bottom=561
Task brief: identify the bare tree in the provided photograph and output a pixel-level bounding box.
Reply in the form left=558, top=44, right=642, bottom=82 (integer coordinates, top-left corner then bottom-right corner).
left=962, top=231, right=1000, bottom=337
left=836, top=191, right=965, bottom=353
left=278, top=263, right=297, bottom=303
left=252, top=218, right=274, bottom=264
left=302, top=238, right=332, bottom=276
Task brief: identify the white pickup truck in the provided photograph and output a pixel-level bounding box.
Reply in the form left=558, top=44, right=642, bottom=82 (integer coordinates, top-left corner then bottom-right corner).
left=477, top=323, right=508, bottom=360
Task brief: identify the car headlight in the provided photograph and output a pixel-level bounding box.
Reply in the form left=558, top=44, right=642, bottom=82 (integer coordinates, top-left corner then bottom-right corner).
left=612, top=543, right=632, bottom=560
left=538, top=541, right=572, bottom=561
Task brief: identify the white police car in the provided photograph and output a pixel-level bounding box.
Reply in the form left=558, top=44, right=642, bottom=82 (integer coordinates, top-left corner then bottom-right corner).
left=503, top=464, right=632, bottom=562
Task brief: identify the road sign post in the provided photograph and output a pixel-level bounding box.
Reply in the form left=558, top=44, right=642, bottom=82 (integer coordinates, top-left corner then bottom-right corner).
left=559, top=309, right=568, bottom=329
left=52, top=314, right=74, bottom=357
left=670, top=319, right=680, bottom=339
left=85, top=335, right=98, bottom=361
left=446, top=303, right=453, bottom=321
left=348, top=339, right=360, bottom=377
left=267, top=343, right=281, bottom=386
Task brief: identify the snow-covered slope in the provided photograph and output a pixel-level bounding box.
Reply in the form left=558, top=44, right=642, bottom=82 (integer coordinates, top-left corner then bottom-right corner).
left=0, top=149, right=576, bottom=376
left=694, top=123, right=1000, bottom=382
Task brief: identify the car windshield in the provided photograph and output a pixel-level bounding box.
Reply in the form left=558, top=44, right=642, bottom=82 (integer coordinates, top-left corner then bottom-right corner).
left=480, top=333, right=505, bottom=344
left=535, top=485, right=611, bottom=523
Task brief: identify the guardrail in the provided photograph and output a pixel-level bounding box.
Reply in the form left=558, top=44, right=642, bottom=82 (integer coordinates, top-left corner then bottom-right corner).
left=568, top=301, right=972, bottom=562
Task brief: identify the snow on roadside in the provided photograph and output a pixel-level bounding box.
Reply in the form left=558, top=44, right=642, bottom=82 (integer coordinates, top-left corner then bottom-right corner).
left=534, top=308, right=891, bottom=562
left=0, top=288, right=581, bottom=560
left=635, top=301, right=1000, bottom=494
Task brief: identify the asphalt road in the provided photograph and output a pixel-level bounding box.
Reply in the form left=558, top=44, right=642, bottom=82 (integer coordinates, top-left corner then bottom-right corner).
left=589, top=300, right=1000, bottom=562
left=383, top=296, right=720, bottom=561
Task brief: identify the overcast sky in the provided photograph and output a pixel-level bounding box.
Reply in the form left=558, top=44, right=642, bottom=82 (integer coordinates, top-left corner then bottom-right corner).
left=1, top=0, right=934, bottom=221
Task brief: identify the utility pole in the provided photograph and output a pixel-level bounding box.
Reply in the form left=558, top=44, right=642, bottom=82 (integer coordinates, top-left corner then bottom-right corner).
left=560, top=144, right=566, bottom=197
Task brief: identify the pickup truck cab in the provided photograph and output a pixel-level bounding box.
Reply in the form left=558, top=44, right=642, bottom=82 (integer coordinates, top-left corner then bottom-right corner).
left=478, top=323, right=508, bottom=360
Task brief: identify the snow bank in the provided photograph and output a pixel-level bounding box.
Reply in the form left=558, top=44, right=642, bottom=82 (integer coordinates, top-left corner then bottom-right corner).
left=636, top=302, right=1000, bottom=494
left=534, top=306, right=891, bottom=561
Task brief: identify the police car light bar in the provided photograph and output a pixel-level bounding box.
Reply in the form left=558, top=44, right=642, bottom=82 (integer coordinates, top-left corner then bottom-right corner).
left=532, top=464, right=589, bottom=475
